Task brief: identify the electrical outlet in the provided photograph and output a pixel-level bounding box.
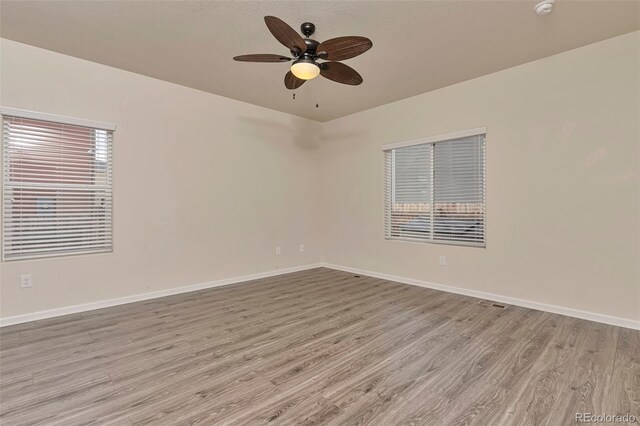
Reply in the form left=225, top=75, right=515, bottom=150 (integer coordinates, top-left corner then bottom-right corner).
left=439, top=256, right=446, bottom=266
left=21, top=274, right=33, bottom=288
left=275, top=246, right=282, bottom=255
left=299, top=244, right=304, bottom=252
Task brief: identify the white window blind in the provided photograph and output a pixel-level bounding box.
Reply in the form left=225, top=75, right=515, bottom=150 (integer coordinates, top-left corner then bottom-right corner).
left=2, top=114, right=113, bottom=260
left=384, top=131, right=486, bottom=247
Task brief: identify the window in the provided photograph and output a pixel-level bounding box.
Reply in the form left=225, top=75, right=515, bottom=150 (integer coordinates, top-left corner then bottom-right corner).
left=2, top=110, right=114, bottom=260
left=384, top=129, right=486, bottom=247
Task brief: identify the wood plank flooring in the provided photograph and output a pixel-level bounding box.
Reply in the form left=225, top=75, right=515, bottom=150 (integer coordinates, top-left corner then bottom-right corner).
left=0, top=268, right=638, bottom=425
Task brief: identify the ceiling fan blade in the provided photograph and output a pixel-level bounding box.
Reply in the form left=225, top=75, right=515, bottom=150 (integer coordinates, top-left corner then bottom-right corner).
left=284, top=71, right=305, bottom=90
left=233, top=54, right=292, bottom=62
left=320, top=62, right=363, bottom=85
left=264, top=16, right=307, bottom=54
left=316, top=36, right=372, bottom=61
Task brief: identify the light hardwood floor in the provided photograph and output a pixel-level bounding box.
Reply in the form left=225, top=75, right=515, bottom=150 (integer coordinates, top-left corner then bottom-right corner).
left=0, top=268, right=638, bottom=425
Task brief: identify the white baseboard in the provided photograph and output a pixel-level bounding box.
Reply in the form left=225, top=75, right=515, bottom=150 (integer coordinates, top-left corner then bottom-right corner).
left=3, top=261, right=638, bottom=331
left=320, top=263, right=640, bottom=331
left=0, top=263, right=324, bottom=327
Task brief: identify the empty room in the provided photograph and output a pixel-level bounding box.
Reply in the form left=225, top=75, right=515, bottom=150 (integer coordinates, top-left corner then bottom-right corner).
left=0, top=0, right=638, bottom=424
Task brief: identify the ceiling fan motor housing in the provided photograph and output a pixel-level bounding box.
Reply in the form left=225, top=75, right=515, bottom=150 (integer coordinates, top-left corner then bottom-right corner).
left=292, top=38, right=320, bottom=58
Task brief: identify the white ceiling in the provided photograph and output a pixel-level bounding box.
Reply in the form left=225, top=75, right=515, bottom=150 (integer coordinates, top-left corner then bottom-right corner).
left=1, top=1, right=638, bottom=122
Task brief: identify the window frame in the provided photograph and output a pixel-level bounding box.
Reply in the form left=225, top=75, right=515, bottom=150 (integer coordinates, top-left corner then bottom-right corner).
left=382, top=128, right=487, bottom=248
left=1, top=107, right=116, bottom=261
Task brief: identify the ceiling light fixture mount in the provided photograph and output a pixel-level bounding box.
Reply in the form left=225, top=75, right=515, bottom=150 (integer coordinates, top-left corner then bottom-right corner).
left=534, top=0, right=555, bottom=15
left=300, top=22, right=316, bottom=38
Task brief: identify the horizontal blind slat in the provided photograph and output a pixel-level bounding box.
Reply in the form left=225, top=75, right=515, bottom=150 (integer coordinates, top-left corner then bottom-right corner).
left=5, top=244, right=112, bottom=256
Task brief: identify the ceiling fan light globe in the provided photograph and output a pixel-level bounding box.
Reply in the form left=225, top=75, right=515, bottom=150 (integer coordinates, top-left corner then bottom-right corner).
left=291, top=60, right=320, bottom=80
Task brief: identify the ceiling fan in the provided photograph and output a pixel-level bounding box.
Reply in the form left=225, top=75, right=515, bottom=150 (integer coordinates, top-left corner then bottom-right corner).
left=233, top=16, right=372, bottom=89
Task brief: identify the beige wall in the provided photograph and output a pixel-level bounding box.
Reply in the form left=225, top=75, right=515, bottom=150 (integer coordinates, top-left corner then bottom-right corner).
left=1, top=32, right=638, bottom=323
left=0, top=39, right=324, bottom=318
left=318, top=31, right=640, bottom=322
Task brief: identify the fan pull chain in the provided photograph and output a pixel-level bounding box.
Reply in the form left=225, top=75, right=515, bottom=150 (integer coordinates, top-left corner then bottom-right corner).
left=293, top=93, right=296, bottom=100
